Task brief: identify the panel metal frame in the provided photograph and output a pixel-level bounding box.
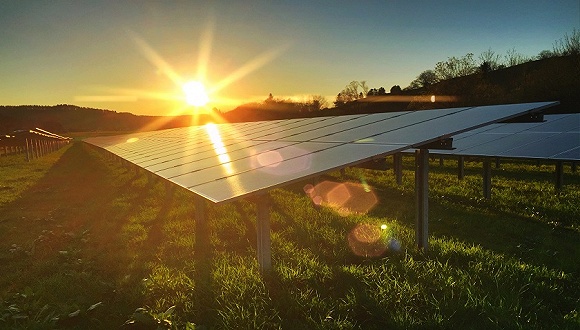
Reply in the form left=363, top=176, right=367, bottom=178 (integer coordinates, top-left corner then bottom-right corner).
left=84, top=102, right=560, bottom=272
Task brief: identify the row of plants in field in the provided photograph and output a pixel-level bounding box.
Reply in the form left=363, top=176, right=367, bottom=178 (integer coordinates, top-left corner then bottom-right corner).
left=1, top=143, right=579, bottom=328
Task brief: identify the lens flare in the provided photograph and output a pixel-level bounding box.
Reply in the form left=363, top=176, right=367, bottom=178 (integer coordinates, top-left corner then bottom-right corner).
left=257, top=150, right=284, bottom=167
left=250, top=145, right=312, bottom=176
left=347, top=223, right=386, bottom=257
left=347, top=223, right=402, bottom=257
left=304, top=180, right=378, bottom=216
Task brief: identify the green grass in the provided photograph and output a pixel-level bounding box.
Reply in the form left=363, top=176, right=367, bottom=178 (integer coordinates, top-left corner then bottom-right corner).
left=0, top=143, right=579, bottom=329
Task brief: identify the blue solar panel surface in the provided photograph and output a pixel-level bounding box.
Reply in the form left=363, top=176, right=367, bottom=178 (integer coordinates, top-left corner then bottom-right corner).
left=84, top=102, right=558, bottom=203
left=430, top=113, right=579, bottom=160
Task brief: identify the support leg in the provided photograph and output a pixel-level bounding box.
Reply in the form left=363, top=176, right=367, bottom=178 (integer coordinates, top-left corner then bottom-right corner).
left=256, top=196, right=272, bottom=273
left=394, top=153, right=403, bottom=185
left=25, top=139, right=30, bottom=162
left=458, top=156, right=465, bottom=180
left=415, top=149, right=429, bottom=250
left=194, top=196, right=208, bottom=259
left=555, top=161, right=564, bottom=192
left=483, top=159, right=492, bottom=199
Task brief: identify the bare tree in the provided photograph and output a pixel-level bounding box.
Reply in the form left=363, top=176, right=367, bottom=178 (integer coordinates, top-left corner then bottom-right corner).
left=309, top=95, right=328, bottom=110
left=336, top=80, right=369, bottom=103
left=553, top=28, right=580, bottom=56
left=434, top=53, right=477, bottom=80
left=478, top=48, right=502, bottom=71
left=505, top=48, right=529, bottom=67
left=359, top=81, right=369, bottom=98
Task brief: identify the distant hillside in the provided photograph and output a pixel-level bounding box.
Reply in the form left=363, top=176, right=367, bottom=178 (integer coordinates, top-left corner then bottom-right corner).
left=410, top=54, right=580, bottom=113
left=2, top=55, right=578, bottom=132
left=0, top=104, right=208, bottom=134
left=223, top=54, right=579, bottom=122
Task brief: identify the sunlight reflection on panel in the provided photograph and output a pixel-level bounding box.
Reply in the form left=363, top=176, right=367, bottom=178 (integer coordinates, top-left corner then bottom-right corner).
left=205, top=123, right=234, bottom=175
left=303, top=181, right=378, bottom=216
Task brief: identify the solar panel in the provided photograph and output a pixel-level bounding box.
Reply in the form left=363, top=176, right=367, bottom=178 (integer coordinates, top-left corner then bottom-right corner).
left=84, top=101, right=558, bottom=203
left=430, top=113, right=580, bottom=160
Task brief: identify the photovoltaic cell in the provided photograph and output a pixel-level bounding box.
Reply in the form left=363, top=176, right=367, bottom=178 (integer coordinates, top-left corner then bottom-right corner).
left=84, top=101, right=558, bottom=203
left=429, top=113, right=580, bottom=160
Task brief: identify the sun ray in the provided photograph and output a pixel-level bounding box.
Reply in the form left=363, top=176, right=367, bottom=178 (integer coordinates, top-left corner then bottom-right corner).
left=127, top=30, right=184, bottom=86
left=209, top=42, right=292, bottom=94
left=196, top=16, right=215, bottom=82
left=78, top=24, right=291, bottom=131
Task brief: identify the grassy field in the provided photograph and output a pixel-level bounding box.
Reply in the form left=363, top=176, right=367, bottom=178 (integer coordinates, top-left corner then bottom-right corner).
left=0, top=141, right=579, bottom=329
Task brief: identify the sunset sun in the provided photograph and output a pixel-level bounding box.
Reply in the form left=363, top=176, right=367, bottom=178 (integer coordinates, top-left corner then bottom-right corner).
left=183, top=80, right=209, bottom=107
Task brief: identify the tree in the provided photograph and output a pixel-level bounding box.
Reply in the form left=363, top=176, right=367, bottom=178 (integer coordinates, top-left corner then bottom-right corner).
left=505, top=48, right=529, bottom=67
left=407, top=70, right=438, bottom=89
left=434, top=53, right=477, bottom=80
left=478, top=48, right=502, bottom=71
left=389, top=85, right=401, bottom=94
left=359, top=81, right=369, bottom=98
left=479, top=61, right=492, bottom=74
left=334, top=93, right=346, bottom=107
left=537, top=49, right=556, bottom=60
left=309, top=95, right=328, bottom=111
left=553, top=28, right=580, bottom=56
left=336, top=80, right=369, bottom=104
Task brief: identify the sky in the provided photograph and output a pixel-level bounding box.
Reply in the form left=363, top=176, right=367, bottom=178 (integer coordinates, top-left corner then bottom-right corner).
left=1, top=0, right=578, bottom=116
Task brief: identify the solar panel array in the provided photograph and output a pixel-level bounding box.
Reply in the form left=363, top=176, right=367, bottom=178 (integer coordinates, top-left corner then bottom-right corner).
left=429, top=113, right=580, bottom=160
left=84, top=102, right=558, bottom=203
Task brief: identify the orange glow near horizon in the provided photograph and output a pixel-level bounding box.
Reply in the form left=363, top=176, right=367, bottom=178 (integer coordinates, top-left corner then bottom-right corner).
left=75, top=19, right=289, bottom=122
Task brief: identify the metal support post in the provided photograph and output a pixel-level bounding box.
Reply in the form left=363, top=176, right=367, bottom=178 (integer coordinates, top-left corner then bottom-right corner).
left=415, top=149, right=429, bottom=250
left=34, top=140, right=40, bottom=158
left=483, top=159, right=492, bottom=199
left=555, top=161, right=564, bottom=191
left=194, top=196, right=208, bottom=259
left=256, top=196, right=272, bottom=273
left=458, top=156, right=465, bottom=180
left=25, top=139, right=30, bottom=162
left=394, top=153, right=403, bottom=185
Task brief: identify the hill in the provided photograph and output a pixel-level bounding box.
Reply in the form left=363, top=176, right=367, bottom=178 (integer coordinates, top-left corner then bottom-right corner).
left=223, top=54, right=580, bottom=122
left=1, top=55, right=578, bottom=131
left=0, top=104, right=208, bottom=134
left=412, top=54, right=580, bottom=113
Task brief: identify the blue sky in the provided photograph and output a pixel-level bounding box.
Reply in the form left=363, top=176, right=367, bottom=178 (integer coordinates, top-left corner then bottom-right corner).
left=0, top=0, right=578, bottom=115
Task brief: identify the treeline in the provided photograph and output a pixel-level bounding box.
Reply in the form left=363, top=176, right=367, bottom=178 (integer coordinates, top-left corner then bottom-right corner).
left=408, top=28, right=580, bottom=90
left=2, top=30, right=578, bottom=131
left=223, top=29, right=580, bottom=121
left=223, top=54, right=579, bottom=122
left=0, top=104, right=195, bottom=134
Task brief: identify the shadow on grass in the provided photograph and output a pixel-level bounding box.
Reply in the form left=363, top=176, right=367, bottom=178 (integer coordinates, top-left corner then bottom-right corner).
left=0, top=142, right=191, bottom=327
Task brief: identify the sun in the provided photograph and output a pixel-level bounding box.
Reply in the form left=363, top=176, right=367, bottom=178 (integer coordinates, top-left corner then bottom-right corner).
left=183, top=80, right=209, bottom=107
